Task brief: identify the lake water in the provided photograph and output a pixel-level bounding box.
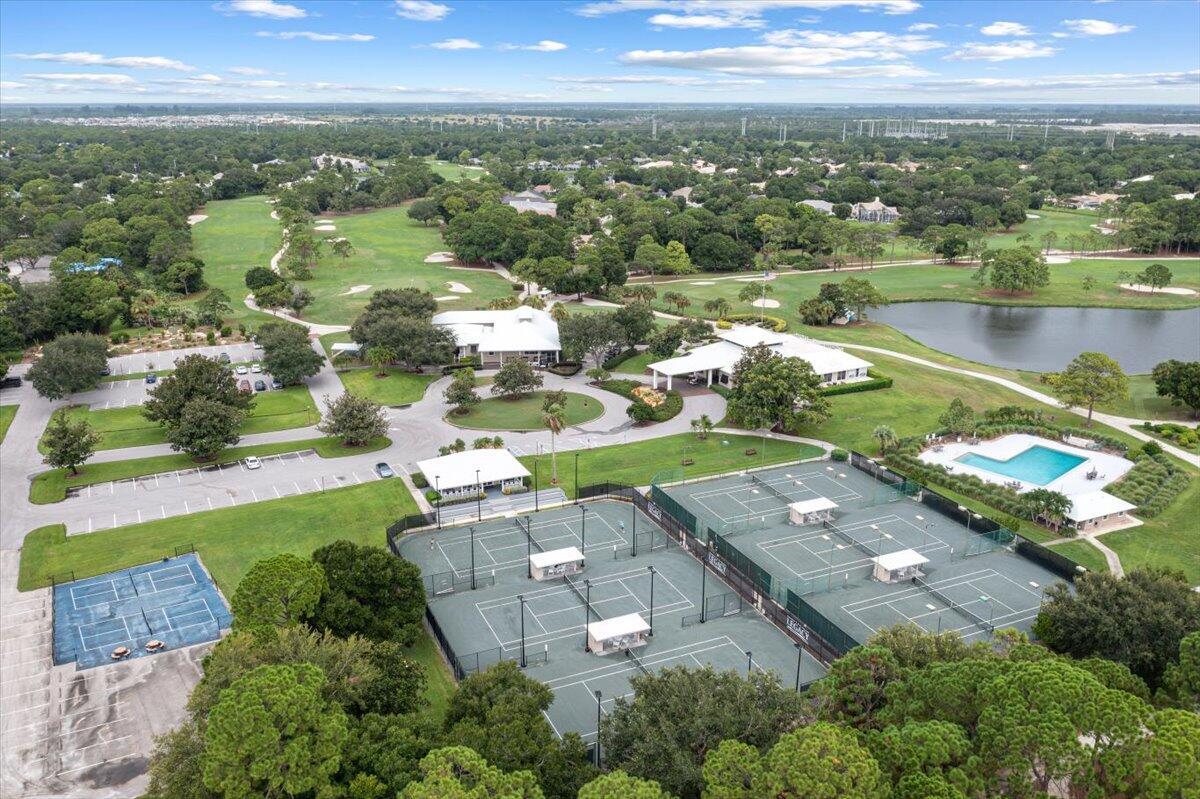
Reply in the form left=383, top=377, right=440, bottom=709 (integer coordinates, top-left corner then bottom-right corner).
left=869, top=302, right=1200, bottom=373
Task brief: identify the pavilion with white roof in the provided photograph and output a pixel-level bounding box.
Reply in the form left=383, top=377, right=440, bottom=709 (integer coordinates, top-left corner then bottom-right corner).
left=432, top=306, right=561, bottom=367
left=646, top=325, right=872, bottom=390
left=415, top=449, right=530, bottom=499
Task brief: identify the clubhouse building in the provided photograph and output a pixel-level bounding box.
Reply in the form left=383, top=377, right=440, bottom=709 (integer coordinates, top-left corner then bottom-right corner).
left=432, top=307, right=562, bottom=367
left=646, top=326, right=872, bottom=390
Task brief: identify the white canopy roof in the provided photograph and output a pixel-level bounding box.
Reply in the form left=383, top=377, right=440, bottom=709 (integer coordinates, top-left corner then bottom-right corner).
left=1065, top=490, right=1136, bottom=523
left=432, top=307, right=561, bottom=354
left=588, top=613, right=650, bottom=641
left=873, top=549, right=929, bottom=572
left=648, top=326, right=871, bottom=379
left=415, top=449, right=530, bottom=492
left=789, top=497, right=839, bottom=515
left=530, top=546, right=584, bottom=569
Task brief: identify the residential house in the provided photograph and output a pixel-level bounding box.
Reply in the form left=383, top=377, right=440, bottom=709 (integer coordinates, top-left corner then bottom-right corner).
left=851, top=197, right=901, bottom=223
left=311, top=153, right=369, bottom=173
left=501, top=190, right=558, bottom=217
left=799, top=199, right=835, bottom=215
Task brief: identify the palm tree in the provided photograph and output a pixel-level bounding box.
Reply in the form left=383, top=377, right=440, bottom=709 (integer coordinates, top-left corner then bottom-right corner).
left=1023, top=488, right=1072, bottom=532
left=872, top=424, right=897, bottom=455
left=691, top=413, right=714, bottom=440
left=704, top=297, right=731, bottom=320
left=628, top=284, right=657, bottom=304
left=366, top=345, right=396, bottom=376
left=542, top=402, right=565, bottom=485
left=662, top=291, right=691, bottom=314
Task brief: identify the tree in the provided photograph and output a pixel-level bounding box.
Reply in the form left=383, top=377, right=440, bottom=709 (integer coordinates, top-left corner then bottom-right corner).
left=702, top=723, right=887, bottom=799
left=330, top=238, right=356, bottom=262
left=26, top=332, right=108, bottom=399
left=366, top=345, right=397, bottom=376
left=407, top=198, right=442, bottom=227
left=626, top=284, right=657, bottom=305
left=872, top=424, right=897, bottom=454
left=840, top=277, right=888, bottom=321
left=601, top=666, right=805, bottom=798
left=308, top=541, right=425, bottom=645
left=726, top=344, right=830, bottom=433
left=1157, top=632, right=1200, bottom=711
left=660, top=290, right=691, bottom=314
left=1137, top=262, right=1173, bottom=291
left=1045, top=352, right=1128, bottom=425
left=257, top=321, right=323, bottom=384
left=632, top=237, right=666, bottom=282
left=230, top=554, right=326, bottom=633
left=361, top=287, right=438, bottom=320
left=559, top=312, right=625, bottom=367
left=999, top=201, right=1027, bottom=230
left=244, top=266, right=283, bottom=291
left=42, top=413, right=100, bottom=474
left=202, top=663, right=348, bottom=799
left=704, top=297, right=731, bottom=319
left=542, top=402, right=565, bottom=485
left=166, top=398, right=243, bottom=460
left=1151, top=359, right=1200, bottom=416
left=690, top=413, right=714, bottom=440
left=144, top=354, right=252, bottom=429
left=399, top=747, right=543, bottom=799
left=1033, top=568, right=1200, bottom=689
left=1081, top=274, right=1097, bottom=291
left=351, top=313, right=456, bottom=369
left=443, top=369, right=480, bottom=414
left=196, top=288, right=232, bottom=327
left=938, top=398, right=975, bottom=436
left=736, top=280, right=773, bottom=304
left=661, top=240, right=694, bottom=275
left=318, top=393, right=388, bottom=446
left=612, top=303, right=655, bottom=346
left=578, top=771, right=671, bottom=799
left=1022, top=488, right=1072, bottom=530
left=491, top=359, right=543, bottom=399
left=976, top=246, right=1050, bottom=295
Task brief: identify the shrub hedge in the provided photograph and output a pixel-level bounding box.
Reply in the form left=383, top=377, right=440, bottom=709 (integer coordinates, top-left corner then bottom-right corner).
left=548, top=361, right=582, bottom=376
left=723, top=312, right=788, bottom=332
left=597, top=379, right=683, bottom=423
left=1107, top=452, right=1192, bottom=517
left=602, top=348, right=640, bottom=371
left=821, top=370, right=892, bottom=397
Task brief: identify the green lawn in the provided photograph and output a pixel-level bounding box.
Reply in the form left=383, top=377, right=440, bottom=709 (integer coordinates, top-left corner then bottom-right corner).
left=1047, top=540, right=1111, bottom=575
left=299, top=205, right=516, bottom=325
left=188, top=196, right=281, bottom=326
left=48, top=386, right=318, bottom=450
left=448, top=391, right=603, bottom=431
left=0, top=404, right=16, bottom=444
left=520, top=433, right=824, bottom=499
left=30, top=435, right=390, bottom=504
left=1101, top=476, right=1200, bottom=583
left=337, top=367, right=438, bottom=406
left=425, top=157, right=486, bottom=181
left=611, top=350, right=660, bottom=376
left=986, top=207, right=1103, bottom=250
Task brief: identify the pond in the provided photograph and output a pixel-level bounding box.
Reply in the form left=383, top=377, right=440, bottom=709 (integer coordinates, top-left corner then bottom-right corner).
left=869, top=302, right=1200, bottom=373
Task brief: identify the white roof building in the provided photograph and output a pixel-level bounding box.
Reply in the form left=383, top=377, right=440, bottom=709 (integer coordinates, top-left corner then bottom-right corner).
left=415, top=449, right=530, bottom=493
left=800, top=199, right=835, bottom=215
left=1065, top=491, right=1137, bottom=530
left=432, top=307, right=562, bottom=366
left=501, top=190, right=557, bottom=216
left=312, top=153, right=369, bottom=172
left=647, top=326, right=872, bottom=390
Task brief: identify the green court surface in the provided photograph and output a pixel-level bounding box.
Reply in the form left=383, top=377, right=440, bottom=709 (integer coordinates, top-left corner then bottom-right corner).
left=398, top=500, right=826, bottom=741
left=659, top=463, right=1066, bottom=648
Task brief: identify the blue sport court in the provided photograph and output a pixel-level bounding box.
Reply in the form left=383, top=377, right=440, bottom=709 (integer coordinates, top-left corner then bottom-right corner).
left=52, top=553, right=231, bottom=669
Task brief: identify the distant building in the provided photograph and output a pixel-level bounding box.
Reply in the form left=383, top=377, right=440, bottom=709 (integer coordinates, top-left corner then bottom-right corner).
left=1173, top=192, right=1197, bottom=200
left=851, top=197, right=900, bottom=223
left=311, top=153, right=369, bottom=173
left=501, top=189, right=558, bottom=217
left=639, top=160, right=676, bottom=170
left=799, top=199, right=835, bottom=215
left=1067, top=193, right=1120, bottom=209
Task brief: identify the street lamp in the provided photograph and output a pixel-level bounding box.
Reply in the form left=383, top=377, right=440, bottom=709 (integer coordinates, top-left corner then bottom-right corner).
left=475, top=469, right=482, bottom=521
left=518, top=595, right=527, bottom=667
left=435, top=475, right=441, bottom=529
left=580, top=505, right=588, bottom=555
left=794, top=644, right=804, bottom=691
left=470, top=526, right=476, bottom=590
left=745, top=650, right=753, bottom=676
left=574, top=452, right=580, bottom=503
left=594, top=690, right=603, bottom=767
left=647, top=566, right=656, bottom=635
left=583, top=580, right=592, bottom=651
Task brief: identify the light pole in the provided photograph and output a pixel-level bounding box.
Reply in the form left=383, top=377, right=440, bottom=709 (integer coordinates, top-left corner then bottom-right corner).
left=594, top=690, right=603, bottom=767
left=475, top=469, right=482, bottom=521
left=983, top=595, right=994, bottom=628
left=574, top=452, right=580, bottom=503
left=794, top=644, right=803, bottom=690
left=470, top=526, right=476, bottom=590
left=647, top=566, right=656, bottom=635
left=518, top=595, right=527, bottom=667
left=583, top=580, right=592, bottom=650
left=699, top=550, right=708, bottom=623
left=435, top=475, right=441, bottom=529
left=580, top=505, right=588, bottom=555
left=533, top=448, right=540, bottom=512
left=745, top=650, right=753, bottom=676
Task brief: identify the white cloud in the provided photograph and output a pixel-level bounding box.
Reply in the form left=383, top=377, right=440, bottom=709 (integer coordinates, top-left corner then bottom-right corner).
left=11, top=51, right=195, bottom=71
left=896, top=69, right=1198, bottom=93
left=394, top=0, right=451, bottom=20
left=256, top=31, right=375, bottom=41
left=25, top=72, right=139, bottom=85
left=648, top=13, right=765, bottom=29
left=500, top=40, right=568, bottom=51
left=907, top=22, right=937, bottom=31
left=945, top=40, right=1056, bottom=61
left=761, top=29, right=943, bottom=54
left=551, top=74, right=765, bottom=87
left=620, top=46, right=931, bottom=77
left=228, top=66, right=268, bottom=75
left=429, top=38, right=482, bottom=49
left=1060, top=18, right=1134, bottom=36
left=980, top=21, right=1031, bottom=36
left=0, top=81, right=29, bottom=90
left=215, top=0, right=306, bottom=19
left=579, top=0, right=919, bottom=30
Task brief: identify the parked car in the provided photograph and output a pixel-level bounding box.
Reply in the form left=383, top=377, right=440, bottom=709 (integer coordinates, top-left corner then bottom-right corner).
left=235, top=365, right=248, bottom=375
left=271, top=379, right=283, bottom=390
left=238, top=379, right=251, bottom=393
left=0, top=376, right=21, bottom=389
left=218, top=352, right=231, bottom=363
left=375, top=463, right=395, bottom=478
left=251, top=363, right=262, bottom=373
left=145, top=373, right=157, bottom=384
left=99, top=365, right=111, bottom=376
left=254, top=379, right=266, bottom=392
left=243, top=456, right=262, bottom=470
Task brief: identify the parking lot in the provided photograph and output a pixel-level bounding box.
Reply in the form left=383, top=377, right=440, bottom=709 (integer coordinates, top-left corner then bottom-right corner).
left=77, top=344, right=270, bottom=410
left=57, top=450, right=404, bottom=535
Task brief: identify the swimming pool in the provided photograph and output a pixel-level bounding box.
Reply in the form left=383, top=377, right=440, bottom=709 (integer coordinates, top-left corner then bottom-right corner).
left=956, top=445, right=1087, bottom=486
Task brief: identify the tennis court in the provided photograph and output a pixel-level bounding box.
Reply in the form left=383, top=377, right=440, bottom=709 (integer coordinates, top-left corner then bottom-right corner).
left=661, top=463, right=1060, bottom=646
left=52, top=553, right=231, bottom=669
left=399, top=500, right=826, bottom=741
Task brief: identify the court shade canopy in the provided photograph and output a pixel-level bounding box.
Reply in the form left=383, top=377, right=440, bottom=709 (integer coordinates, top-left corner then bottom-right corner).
left=588, top=612, right=651, bottom=654
left=415, top=449, right=530, bottom=493
left=872, top=548, right=929, bottom=583
left=788, top=496, right=838, bottom=525
left=530, top=546, right=585, bottom=581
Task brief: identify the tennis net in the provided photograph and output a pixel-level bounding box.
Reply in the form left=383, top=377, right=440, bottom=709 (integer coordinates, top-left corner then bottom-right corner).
left=751, top=473, right=793, bottom=506
left=514, top=516, right=543, bottom=553
left=822, top=519, right=879, bottom=559
left=913, top=577, right=994, bottom=633
left=626, top=648, right=651, bottom=676
left=565, top=575, right=600, bottom=622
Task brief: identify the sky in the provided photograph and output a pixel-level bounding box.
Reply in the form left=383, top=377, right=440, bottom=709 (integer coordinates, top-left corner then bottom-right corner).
left=0, top=0, right=1198, bottom=105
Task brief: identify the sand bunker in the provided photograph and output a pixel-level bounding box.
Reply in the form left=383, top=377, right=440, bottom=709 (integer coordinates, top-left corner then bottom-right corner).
left=446, top=281, right=472, bottom=294
left=314, top=224, right=336, bottom=232
left=434, top=295, right=461, bottom=302
left=339, top=285, right=372, bottom=296
left=690, top=281, right=716, bottom=286
left=735, top=277, right=769, bottom=282
left=1119, top=283, right=1198, bottom=296
left=1025, top=213, right=1041, bottom=219
left=425, top=252, right=457, bottom=263
left=751, top=298, right=781, bottom=309
left=1045, top=255, right=1071, bottom=264
left=187, top=214, right=208, bottom=225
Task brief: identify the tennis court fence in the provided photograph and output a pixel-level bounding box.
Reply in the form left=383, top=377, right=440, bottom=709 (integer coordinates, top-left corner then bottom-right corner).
left=682, top=591, right=746, bottom=626
left=423, top=570, right=496, bottom=597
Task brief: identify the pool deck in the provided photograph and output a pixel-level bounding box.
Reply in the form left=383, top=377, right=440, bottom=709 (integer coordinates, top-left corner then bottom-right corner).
left=918, top=433, right=1132, bottom=497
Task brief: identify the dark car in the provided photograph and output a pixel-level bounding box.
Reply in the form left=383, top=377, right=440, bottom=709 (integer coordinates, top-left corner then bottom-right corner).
left=374, top=463, right=395, bottom=479
left=0, top=375, right=21, bottom=389
left=144, top=372, right=157, bottom=384
left=218, top=352, right=231, bottom=363
left=99, top=365, right=111, bottom=376
left=254, top=379, right=266, bottom=392
left=238, top=379, right=251, bottom=393
left=271, top=379, right=283, bottom=390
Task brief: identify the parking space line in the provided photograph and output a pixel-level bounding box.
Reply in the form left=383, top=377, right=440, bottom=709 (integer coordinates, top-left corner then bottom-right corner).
left=136, top=510, right=142, bottom=523
left=184, top=501, right=190, bottom=513
left=273, top=486, right=281, bottom=498
left=207, top=497, right=214, bottom=510
left=293, top=481, right=302, bottom=494
left=251, top=489, right=259, bottom=501
left=160, top=505, right=166, bottom=519
left=354, top=473, right=363, bottom=484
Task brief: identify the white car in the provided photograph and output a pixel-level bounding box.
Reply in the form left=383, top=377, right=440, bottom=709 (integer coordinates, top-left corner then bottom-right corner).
left=243, top=456, right=262, bottom=470
left=235, top=365, right=248, bottom=375
left=251, top=364, right=263, bottom=374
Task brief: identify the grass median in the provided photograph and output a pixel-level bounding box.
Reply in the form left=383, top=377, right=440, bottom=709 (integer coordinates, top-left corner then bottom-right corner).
left=0, top=404, right=16, bottom=444
left=29, top=435, right=390, bottom=504
left=447, top=391, right=604, bottom=431
left=336, top=366, right=438, bottom=406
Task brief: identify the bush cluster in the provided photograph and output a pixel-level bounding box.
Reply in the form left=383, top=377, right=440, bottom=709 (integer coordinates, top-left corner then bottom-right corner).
left=1141, top=421, right=1200, bottom=451
left=819, top=370, right=892, bottom=397
left=547, top=361, right=582, bottom=376
left=597, top=379, right=683, bottom=423
left=602, top=347, right=640, bottom=370
left=723, top=312, right=788, bottom=332
left=1108, top=452, right=1192, bottom=517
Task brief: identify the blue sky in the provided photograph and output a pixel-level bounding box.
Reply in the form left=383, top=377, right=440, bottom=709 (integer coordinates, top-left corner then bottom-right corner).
left=1, top=0, right=1197, bottom=104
